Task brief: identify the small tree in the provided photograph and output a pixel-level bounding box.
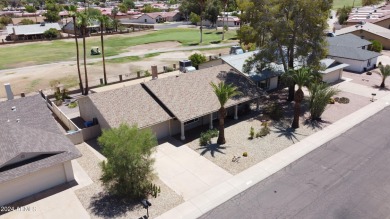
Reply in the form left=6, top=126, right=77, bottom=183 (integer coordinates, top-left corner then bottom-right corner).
left=43, top=28, right=59, bottom=39
left=19, top=18, right=35, bottom=25
left=99, top=124, right=159, bottom=199
left=368, top=40, right=383, bottom=53
left=189, top=12, right=201, bottom=25
left=308, top=83, right=339, bottom=120
left=189, top=53, right=207, bottom=69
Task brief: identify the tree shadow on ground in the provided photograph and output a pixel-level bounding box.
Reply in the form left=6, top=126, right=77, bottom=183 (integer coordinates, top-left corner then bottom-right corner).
left=303, top=118, right=330, bottom=130
left=273, top=120, right=305, bottom=143
left=90, top=192, right=141, bottom=218
left=196, top=143, right=228, bottom=157
left=189, top=43, right=199, bottom=46
left=372, top=85, right=390, bottom=91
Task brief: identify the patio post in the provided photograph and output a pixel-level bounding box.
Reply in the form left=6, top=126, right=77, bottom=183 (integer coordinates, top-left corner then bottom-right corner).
left=210, top=113, right=213, bottom=129
left=234, top=105, right=238, bottom=120
left=180, top=122, right=185, bottom=140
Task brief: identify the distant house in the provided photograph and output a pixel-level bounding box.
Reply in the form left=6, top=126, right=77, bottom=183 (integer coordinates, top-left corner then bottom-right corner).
left=200, top=16, right=240, bottom=27
left=344, top=4, right=390, bottom=29
left=327, top=34, right=381, bottom=72
left=129, top=12, right=181, bottom=24
left=0, top=95, right=81, bottom=206
left=78, top=65, right=261, bottom=141
left=335, top=22, right=390, bottom=49
left=6, top=23, right=61, bottom=41
left=62, top=20, right=100, bottom=36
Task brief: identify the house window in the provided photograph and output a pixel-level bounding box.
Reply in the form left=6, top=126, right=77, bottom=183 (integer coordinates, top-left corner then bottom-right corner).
left=144, top=19, right=147, bottom=23
left=184, top=118, right=199, bottom=126
left=362, top=46, right=365, bottom=49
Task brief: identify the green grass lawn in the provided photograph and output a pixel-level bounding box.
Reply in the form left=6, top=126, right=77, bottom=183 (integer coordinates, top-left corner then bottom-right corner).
left=0, top=28, right=237, bottom=70
left=333, top=0, right=362, bottom=9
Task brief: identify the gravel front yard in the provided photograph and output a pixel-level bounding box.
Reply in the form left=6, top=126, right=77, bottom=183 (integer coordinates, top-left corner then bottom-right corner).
left=74, top=143, right=184, bottom=219
left=186, top=88, right=371, bottom=175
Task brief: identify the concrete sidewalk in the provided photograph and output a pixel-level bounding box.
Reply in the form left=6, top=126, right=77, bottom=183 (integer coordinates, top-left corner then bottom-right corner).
left=157, top=93, right=390, bottom=219
left=154, top=142, right=232, bottom=201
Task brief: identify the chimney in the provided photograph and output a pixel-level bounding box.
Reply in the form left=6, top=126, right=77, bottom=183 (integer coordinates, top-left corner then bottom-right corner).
left=4, top=83, right=14, bottom=100
left=151, top=65, right=158, bottom=79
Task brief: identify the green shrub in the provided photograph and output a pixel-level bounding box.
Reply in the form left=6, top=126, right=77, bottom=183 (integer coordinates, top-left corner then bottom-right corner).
left=368, top=40, right=383, bottom=53
left=265, top=103, right=284, bottom=121
left=166, top=66, right=174, bottom=72
left=257, top=122, right=270, bottom=137
left=144, top=70, right=151, bottom=77
left=43, top=28, right=59, bottom=39
left=189, top=12, right=200, bottom=25
left=328, top=98, right=335, bottom=104
left=249, top=126, right=254, bottom=139
left=242, top=152, right=248, bottom=157
left=199, top=129, right=218, bottom=146
left=20, top=19, right=34, bottom=25
left=68, top=101, right=78, bottom=108
left=189, top=53, right=206, bottom=69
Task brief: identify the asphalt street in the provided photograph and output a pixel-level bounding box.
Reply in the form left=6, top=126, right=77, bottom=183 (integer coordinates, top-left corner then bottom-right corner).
left=200, top=106, right=390, bottom=219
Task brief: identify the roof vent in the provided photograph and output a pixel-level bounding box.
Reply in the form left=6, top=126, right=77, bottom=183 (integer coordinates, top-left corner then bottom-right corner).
left=11, top=106, right=16, bottom=111
left=16, top=119, right=20, bottom=123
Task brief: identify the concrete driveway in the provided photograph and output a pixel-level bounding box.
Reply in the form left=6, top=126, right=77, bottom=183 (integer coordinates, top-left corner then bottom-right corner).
left=154, top=141, right=233, bottom=201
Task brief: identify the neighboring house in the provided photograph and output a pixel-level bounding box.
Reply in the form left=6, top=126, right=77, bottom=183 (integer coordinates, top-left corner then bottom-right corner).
left=345, top=4, right=390, bottom=29
left=327, top=34, right=381, bottom=72
left=6, top=23, right=61, bottom=41
left=62, top=20, right=100, bottom=36
left=79, top=65, right=261, bottom=141
left=335, top=22, right=390, bottom=49
left=128, top=12, right=181, bottom=24
left=0, top=95, right=81, bottom=206
left=199, top=16, right=240, bottom=27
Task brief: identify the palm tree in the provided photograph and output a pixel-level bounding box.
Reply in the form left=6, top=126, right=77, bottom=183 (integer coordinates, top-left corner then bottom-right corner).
left=377, top=64, right=390, bottom=88
left=65, top=5, right=84, bottom=93
left=77, top=12, right=90, bottom=95
left=308, top=83, right=339, bottom=120
left=284, top=67, right=316, bottom=129
left=97, top=15, right=109, bottom=85
left=111, top=7, right=119, bottom=32
left=210, top=81, right=242, bottom=144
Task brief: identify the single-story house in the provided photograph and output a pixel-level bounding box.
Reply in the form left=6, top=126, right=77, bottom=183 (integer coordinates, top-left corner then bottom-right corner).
left=79, top=65, right=262, bottom=140
left=0, top=95, right=81, bottom=206
left=6, top=23, right=61, bottom=41
left=327, top=34, right=381, bottom=72
left=128, top=12, right=181, bottom=24
left=199, top=16, right=240, bottom=27
left=335, top=22, right=390, bottom=49
left=62, top=20, right=101, bottom=36
left=344, top=4, right=390, bottom=29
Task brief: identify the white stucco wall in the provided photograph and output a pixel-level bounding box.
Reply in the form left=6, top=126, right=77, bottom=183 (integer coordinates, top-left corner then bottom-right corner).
left=78, top=97, right=110, bottom=130
left=322, top=69, right=343, bottom=83
left=327, top=56, right=378, bottom=72
left=269, top=77, right=279, bottom=90
left=0, top=161, right=73, bottom=206
left=136, top=15, right=160, bottom=24
left=148, top=120, right=170, bottom=139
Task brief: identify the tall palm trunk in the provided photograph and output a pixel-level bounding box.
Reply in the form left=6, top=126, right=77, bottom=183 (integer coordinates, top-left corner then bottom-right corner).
left=73, top=15, right=83, bottom=93
left=222, top=11, right=225, bottom=40
left=82, top=25, right=88, bottom=95
left=100, top=23, right=107, bottom=85
left=200, top=15, right=203, bottom=43
left=292, top=88, right=304, bottom=129
left=381, top=78, right=385, bottom=88
left=217, top=107, right=226, bottom=144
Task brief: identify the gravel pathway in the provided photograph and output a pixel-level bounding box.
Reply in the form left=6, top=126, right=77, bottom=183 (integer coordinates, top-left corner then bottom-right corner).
left=74, top=143, right=184, bottom=219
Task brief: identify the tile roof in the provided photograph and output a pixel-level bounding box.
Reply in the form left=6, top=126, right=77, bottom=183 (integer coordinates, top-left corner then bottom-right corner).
left=335, top=22, right=390, bottom=40
left=88, top=84, right=172, bottom=129
left=327, top=45, right=381, bottom=61
left=0, top=95, right=81, bottom=183
left=144, top=65, right=262, bottom=122
left=327, top=33, right=372, bottom=48
left=6, top=23, right=61, bottom=35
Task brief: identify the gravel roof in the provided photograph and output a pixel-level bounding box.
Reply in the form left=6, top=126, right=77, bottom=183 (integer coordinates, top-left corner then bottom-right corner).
left=88, top=84, right=172, bottom=129
left=144, top=64, right=262, bottom=122
left=327, top=33, right=372, bottom=48
left=0, top=95, right=81, bottom=183
left=328, top=45, right=381, bottom=61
